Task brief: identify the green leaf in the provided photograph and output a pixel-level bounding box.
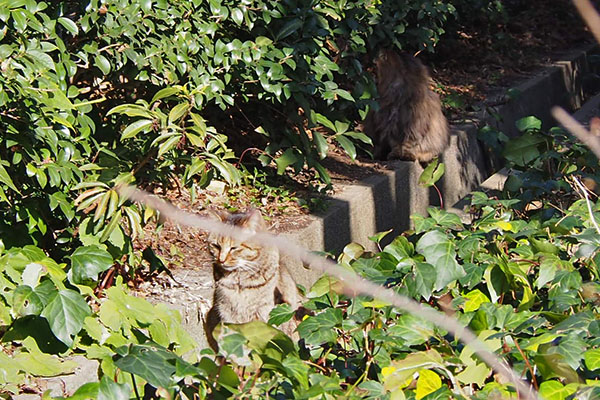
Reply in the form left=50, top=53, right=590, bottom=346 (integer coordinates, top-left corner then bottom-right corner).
left=0, top=162, right=21, bottom=194
left=68, top=382, right=100, bottom=400
left=463, top=289, right=490, bottom=312
left=231, top=8, right=243, bottom=25
left=276, top=18, right=303, bottom=41
left=335, top=135, right=356, bottom=160
left=69, top=245, right=113, bottom=284
left=168, top=102, right=189, bottom=124
left=107, top=104, right=153, bottom=118
left=412, top=263, right=436, bottom=300
left=312, top=131, right=329, bottom=159
left=538, top=380, right=575, bottom=400
left=12, top=285, right=43, bottom=317
left=456, top=362, right=490, bottom=386
left=419, top=159, right=445, bottom=187
left=516, top=116, right=542, bottom=132
left=26, top=49, right=55, bottom=71
left=114, top=344, right=183, bottom=389
left=255, top=36, right=273, bottom=46
left=95, top=54, right=111, bottom=75
left=98, top=376, right=130, bottom=400
left=275, top=148, right=301, bottom=175
left=416, top=230, right=465, bottom=290
left=41, top=289, right=91, bottom=347
left=297, top=308, right=342, bottom=345
left=121, top=119, right=153, bottom=140
left=268, top=303, right=295, bottom=326
left=503, top=133, right=545, bottom=167
left=584, top=348, right=600, bottom=370
left=306, top=275, right=339, bottom=298
left=14, top=337, right=77, bottom=376
left=416, top=369, right=442, bottom=400
left=58, top=17, right=78, bottom=35
left=368, top=229, right=393, bottom=244
left=151, top=87, right=183, bottom=104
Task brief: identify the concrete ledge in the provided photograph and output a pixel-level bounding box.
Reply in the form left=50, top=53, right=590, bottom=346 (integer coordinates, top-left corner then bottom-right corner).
left=282, top=45, right=598, bottom=290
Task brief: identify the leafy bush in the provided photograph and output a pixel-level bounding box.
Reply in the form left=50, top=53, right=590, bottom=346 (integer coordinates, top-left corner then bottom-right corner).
left=0, top=0, right=464, bottom=270
left=1, top=118, right=600, bottom=399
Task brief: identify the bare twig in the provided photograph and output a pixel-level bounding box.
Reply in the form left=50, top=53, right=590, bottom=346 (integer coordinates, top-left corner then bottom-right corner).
left=551, top=106, right=600, bottom=159
left=571, top=176, right=600, bottom=235
left=117, top=185, right=538, bottom=400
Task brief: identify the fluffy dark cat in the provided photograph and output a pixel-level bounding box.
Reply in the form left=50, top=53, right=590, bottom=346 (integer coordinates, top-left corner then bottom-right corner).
left=363, top=49, right=450, bottom=162
left=204, top=209, right=301, bottom=351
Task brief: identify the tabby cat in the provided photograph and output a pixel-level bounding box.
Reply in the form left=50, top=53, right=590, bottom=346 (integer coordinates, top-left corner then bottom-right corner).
left=204, top=209, right=301, bottom=351
left=363, top=49, right=450, bottom=162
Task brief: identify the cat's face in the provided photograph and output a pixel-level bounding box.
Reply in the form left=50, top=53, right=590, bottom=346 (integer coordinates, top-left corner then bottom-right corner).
left=208, top=210, right=264, bottom=272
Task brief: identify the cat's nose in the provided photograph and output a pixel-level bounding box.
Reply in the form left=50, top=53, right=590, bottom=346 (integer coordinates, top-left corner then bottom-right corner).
left=219, top=252, right=229, bottom=264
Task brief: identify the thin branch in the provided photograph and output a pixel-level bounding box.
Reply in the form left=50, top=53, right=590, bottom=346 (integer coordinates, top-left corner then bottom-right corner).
left=551, top=106, right=600, bottom=159
left=572, top=176, right=600, bottom=235
left=117, top=185, right=538, bottom=400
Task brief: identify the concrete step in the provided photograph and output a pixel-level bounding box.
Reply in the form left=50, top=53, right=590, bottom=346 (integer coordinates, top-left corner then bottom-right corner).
left=282, top=44, right=599, bottom=290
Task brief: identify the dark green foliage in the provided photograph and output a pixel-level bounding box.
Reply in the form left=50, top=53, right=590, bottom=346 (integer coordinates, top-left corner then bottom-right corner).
left=0, top=0, right=459, bottom=270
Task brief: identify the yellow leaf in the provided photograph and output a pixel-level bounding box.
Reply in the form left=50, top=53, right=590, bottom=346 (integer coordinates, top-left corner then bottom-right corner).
left=496, top=221, right=513, bottom=231
left=416, top=369, right=442, bottom=400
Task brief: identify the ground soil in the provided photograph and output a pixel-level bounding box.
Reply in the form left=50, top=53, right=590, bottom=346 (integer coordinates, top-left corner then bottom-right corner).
left=130, top=0, right=595, bottom=297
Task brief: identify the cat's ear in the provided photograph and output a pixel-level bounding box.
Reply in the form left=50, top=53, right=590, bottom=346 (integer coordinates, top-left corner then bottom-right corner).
left=243, top=209, right=265, bottom=231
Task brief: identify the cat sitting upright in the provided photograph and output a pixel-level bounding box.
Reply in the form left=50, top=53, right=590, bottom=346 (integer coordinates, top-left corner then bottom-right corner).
left=204, top=209, right=301, bottom=351
left=363, top=49, right=450, bottom=162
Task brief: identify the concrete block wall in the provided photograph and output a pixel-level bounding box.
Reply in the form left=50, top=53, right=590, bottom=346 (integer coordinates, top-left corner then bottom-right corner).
left=282, top=45, right=597, bottom=290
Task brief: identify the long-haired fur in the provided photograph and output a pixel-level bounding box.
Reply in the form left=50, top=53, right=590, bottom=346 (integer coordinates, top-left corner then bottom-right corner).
left=363, top=50, right=450, bottom=162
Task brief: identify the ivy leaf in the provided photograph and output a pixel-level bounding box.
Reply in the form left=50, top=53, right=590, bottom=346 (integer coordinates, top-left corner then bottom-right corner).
left=114, top=344, right=182, bottom=389
left=463, top=289, right=490, bottom=312
left=516, top=116, right=542, bottom=132
left=416, top=230, right=465, bottom=290
left=69, top=245, right=113, bottom=285
left=538, top=380, right=577, bottom=400
left=585, top=348, right=600, bottom=370
left=411, top=263, right=436, bottom=301
left=418, top=158, right=445, bottom=187
left=268, top=303, right=295, bottom=326
left=416, top=369, right=442, bottom=400
left=503, top=133, right=545, bottom=167
left=12, top=285, right=43, bottom=317
left=69, top=382, right=100, bottom=399
left=297, top=308, right=342, bottom=345
left=456, top=362, right=490, bottom=386
left=14, top=337, right=77, bottom=376
left=41, top=289, right=91, bottom=347
left=98, top=376, right=130, bottom=400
